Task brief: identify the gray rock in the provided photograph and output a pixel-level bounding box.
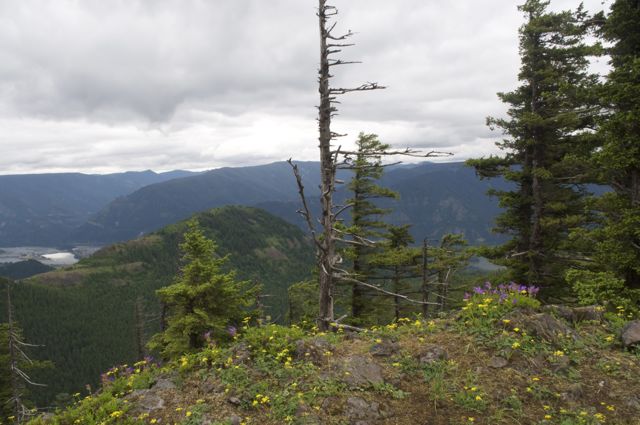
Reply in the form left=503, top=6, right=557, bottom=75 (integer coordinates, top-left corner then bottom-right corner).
left=320, top=396, right=343, bottom=416
left=294, top=404, right=322, bottom=425
left=417, top=344, right=447, bottom=365
left=521, top=313, right=576, bottom=345
left=228, top=415, right=242, bottom=425
left=621, top=320, right=640, bottom=348
left=550, top=354, right=571, bottom=373
left=228, top=396, right=242, bottom=406
left=561, top=383, right=584, bottom=402
left=345, top=396, right=381, bottom=422
left=153, top=378, right=176, bottom=391
left=341, top=356, right=384, bottom=388
left=544, top=305, right=603, bottom=323
left=127, top=389, right=165, bottom=414
left=625, top=395, right=640, bottom=411
left=488, top=356, right=508, bottom=369
left=572, top=306, right=603, bottom=322
left=543, top=305, right=575, bottom=321
left=369, top=340, right=400, bottom=357
left=295, top=337, right=332, bottom=366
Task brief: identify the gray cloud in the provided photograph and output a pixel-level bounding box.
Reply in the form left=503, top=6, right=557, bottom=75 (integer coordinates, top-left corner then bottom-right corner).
left=0, top=0, right=609, bottom=174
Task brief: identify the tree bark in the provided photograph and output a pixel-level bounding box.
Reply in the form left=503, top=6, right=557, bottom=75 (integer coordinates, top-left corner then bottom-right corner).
left=317, top=0, right=336, bottom=330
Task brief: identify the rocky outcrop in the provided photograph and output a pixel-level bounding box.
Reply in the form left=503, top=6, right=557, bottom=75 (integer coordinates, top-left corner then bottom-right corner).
left=621, top=320, right=640, bottom=348
left=340, top=355, right=384, bottom=388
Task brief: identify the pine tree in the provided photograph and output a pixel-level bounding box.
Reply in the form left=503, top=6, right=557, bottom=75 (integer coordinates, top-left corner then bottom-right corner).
left=375, top=225, right=417, bottom=321
left=467, top=0, right=599, bottom=294
left=344, top=133, right=398, bottom=321
left=566, top=0, right=640, bottom=304
left=149, top=220, right=258, bottom=359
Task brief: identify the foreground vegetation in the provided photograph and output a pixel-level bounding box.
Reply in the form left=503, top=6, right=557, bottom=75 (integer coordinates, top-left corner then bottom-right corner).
left=23, top=286, right=640, bottom=425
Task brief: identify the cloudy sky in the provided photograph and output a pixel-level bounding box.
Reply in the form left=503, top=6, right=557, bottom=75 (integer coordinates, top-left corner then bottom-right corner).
left=0, top=0, right=609, bottom=174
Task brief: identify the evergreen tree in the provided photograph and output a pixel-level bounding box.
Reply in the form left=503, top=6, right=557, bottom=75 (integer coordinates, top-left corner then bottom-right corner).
left=344, top=133, right=398, bottom=321
left=567, top=0, right=640, bottom=304
left=149, top=220, right=258, bottom=359
left=467, top=0, right=599, bottom=294
left=373, top=225, right=418, bottom=321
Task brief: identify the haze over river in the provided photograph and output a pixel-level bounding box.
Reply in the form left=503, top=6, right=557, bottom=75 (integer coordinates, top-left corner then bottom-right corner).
left=0, top=246, right=101, bottom=266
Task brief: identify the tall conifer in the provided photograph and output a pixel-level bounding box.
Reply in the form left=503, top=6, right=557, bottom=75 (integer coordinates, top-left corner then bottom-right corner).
left=468, top=0, right=598, bottom=294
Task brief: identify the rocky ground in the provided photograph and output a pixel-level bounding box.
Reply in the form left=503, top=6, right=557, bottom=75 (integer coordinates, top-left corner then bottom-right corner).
left=28, top=303, right=640, bottom=425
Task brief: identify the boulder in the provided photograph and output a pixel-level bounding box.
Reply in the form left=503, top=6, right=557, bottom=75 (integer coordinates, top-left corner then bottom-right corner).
left=345, top=396, right=381, bottom=424
left=416, top=344, right=447, bottom=365
left=127, top=389, right=165, bottom=414
left=340, top=356, right=384, bottom=388
left=513, top=313, right=576, bottom=345
left=571, top=306, right=603, bottom=322
left=369, top=340, right=400, bottom=357
left=488, top=356, right=508, bottom=369
left=543, top=305, right=574, bottom=322
left=227, top=396, right=242, bottom=406
left=561, top=383, right=584, bottom=402
left=550, top=354, right=571, bottom=373
left=543, top=305, right=603, bottom=323
left=153, top=377, right=176, bottom=391
left=228, top=415, right=242, bottom=425
left=295, top=337, right=332, bottom=366
left=621, top=320, right=640, bottom=348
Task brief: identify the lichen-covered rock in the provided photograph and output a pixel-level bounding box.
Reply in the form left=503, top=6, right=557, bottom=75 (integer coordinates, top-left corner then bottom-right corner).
left=507, top=312, right=575, bottom=345
left=127, top=389, right=165, bottom=414
left=340, top=355, right=384, bottom=388
left=561, top=383, right=584, bottom=402
left=571, top=306, right=604, bottom=322
left=416, top=344, right=447, bottom=365
left=488, top=355, right=508, bottom=369
left=345, top=396, right=381, bottom=424
left=153, top=377, right=176, bottom=390
left=621, top=320, right=640, bottom=348
left=369, top=339, right=400, bottom=357
left=544, top=305, right=604, bottom=323
left=295, top=337, right=332, bottom=366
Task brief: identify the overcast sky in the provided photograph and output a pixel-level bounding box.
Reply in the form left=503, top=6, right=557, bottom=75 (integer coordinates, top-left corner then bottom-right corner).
left=0, top=0, right=610, bottom=175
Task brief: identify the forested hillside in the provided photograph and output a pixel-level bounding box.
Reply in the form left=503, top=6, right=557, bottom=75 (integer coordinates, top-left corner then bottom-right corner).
left=0, top=260, right=53, bottom=280
left=0, top=206, right=314, bottom=404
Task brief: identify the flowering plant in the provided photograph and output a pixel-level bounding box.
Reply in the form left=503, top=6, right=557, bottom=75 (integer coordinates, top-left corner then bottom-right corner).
left=460, top=282, right=540, bottom=323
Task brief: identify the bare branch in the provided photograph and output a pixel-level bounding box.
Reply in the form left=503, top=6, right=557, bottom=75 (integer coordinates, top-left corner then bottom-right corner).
left=333, top=202, right=355, bottom=218
left=329, top=59, right=362, bottom=67
left=329, top=82, right=386, bottom=94
left=287, top=159, right=322, bottom=251
left=336, top=148, right=453, bottom=158
left=12, top=367, right=46, bottom=387
left=333, top=268, right=440, bottom=305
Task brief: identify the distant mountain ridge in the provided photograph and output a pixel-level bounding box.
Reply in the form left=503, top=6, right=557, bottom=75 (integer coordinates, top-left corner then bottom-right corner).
left=0, top=170, right=199, bottom=246
left=0, top=161, right=511, bottom=247
left=75, top=161, right=510, bottom=246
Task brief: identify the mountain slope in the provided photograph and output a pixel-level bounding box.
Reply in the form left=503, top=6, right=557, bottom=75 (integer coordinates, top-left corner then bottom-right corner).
left=76, top=161, right=509, bottom=246
left=0, top=259, right=53, bottom=280
left=1, top=206, right=314, bottom=403
left=75, top=162, right=321, bottom=244
left=0, top=170, right=198, bottom=246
